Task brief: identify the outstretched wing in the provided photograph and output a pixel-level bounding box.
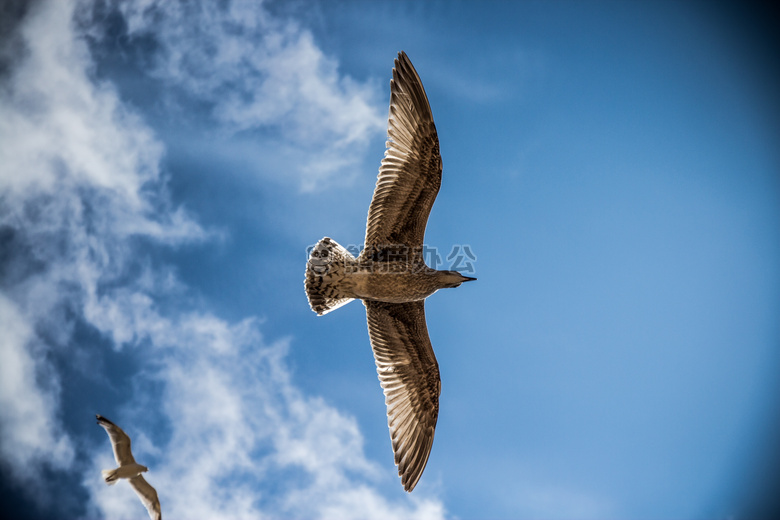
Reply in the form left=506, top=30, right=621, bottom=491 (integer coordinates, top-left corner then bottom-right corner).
left=364, top=300, right=440, bottom=492
left=129, top=475, right=162, bottom=520
left=361, top=51, right=442, bottom=258
left=96, top=414, right=135, bottom=466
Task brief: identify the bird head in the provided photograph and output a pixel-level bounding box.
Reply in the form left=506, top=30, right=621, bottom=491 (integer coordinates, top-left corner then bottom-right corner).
left=140, top=465, right=149, bottom=473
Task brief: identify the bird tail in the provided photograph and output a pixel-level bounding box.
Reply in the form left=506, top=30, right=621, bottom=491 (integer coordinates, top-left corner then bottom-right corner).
left=305, top=237, right=357, bottom=315
left=102, top=469, right=119, bottom=485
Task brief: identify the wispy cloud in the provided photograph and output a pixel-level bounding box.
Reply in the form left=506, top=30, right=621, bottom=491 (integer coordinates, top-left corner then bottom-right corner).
left=0, top=294, right=73, bottom=484
left=0, top=1, right=443, bottom=518
left=102, top=0, right=385, bottom=191
left=1, top=0, right=200, bottom=490
left=85, top=310, right=444, bottom=518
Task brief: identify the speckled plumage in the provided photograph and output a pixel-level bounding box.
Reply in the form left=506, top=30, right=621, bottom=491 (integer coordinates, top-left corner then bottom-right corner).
left=304, top=52, right=475, bottom=492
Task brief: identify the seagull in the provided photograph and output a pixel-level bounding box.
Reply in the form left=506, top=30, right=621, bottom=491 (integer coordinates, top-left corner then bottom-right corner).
left=304, top=51, right=475, bottom=491
left=96, top=414, right=162, bottom=520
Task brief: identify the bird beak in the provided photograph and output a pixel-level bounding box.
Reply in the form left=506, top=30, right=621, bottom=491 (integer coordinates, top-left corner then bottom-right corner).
left=460, top=275, right=477, bottom=282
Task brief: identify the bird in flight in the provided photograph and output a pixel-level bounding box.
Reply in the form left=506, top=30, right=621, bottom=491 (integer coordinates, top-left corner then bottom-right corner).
left=96, top=414, right=162, bottom=520
left=305, top=51, right=475, bottom=491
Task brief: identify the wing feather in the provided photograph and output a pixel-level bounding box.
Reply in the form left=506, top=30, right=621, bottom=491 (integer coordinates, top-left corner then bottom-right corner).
left=129, top=475, right=162, bottom=520
left=364, top=300, right=440, bottom=491
left=361, top=52, right=442, bottom=257
left=96, top=414, right=136, bottom=465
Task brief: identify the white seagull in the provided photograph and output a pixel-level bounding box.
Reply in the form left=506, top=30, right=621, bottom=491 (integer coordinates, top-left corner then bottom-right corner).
left=96, top=414, right=162, bottom=520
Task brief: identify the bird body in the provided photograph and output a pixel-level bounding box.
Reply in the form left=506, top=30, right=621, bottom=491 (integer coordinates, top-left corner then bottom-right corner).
left=307, top=239, right=470, bottom=306
left=351, top=266, right=469, bottom=302
left=305, top=52, right=475, bottom=492
left=101, top=462, right=148, bottom=485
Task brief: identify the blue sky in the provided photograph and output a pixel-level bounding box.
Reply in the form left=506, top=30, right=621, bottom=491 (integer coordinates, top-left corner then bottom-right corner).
left=1, top=1, right=778, bottom=519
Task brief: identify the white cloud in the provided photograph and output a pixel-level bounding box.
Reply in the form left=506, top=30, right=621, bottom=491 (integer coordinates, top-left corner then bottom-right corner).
left=4, top=1, right=154, bottom=206
left=0, top=1, right=445, bottom=518
left=0, top=294, right=73, bottom=483
left=83, top=300, right=445, bottom=519
left=1, top=0, right=198, bottom=486
left=107, top=0, right=385, bottom=191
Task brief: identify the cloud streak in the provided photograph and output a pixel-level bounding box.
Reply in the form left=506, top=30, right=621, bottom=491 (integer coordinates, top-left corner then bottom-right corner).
left=85, top=310, right=444, bottom=519
left=106, top=0, right=385, bottom=190
left=1, top=0, right=199, bottom=490
left=0, top=1, right=443, bottom=518
left=0, top=294, right=73, bottom=484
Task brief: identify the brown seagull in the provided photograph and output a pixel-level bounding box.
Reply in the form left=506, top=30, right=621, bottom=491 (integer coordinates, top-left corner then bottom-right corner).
left=304, top=51, right=475, bottom=491
left=96, top=414, right=162, bottom=520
